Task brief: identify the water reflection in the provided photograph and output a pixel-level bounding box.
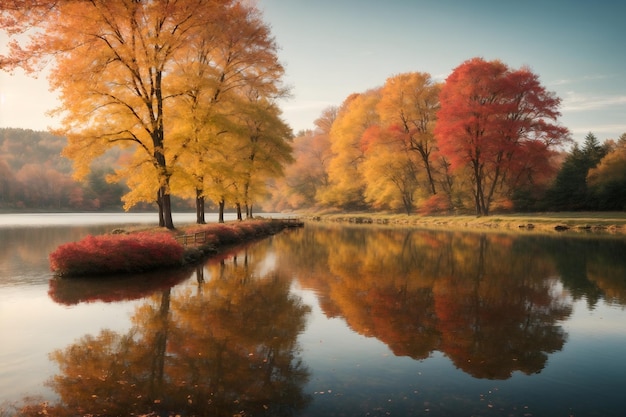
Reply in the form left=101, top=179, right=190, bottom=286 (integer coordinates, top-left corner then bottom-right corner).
left=545, top=237, right=626, bottom=307
left=7, top=222, right=626, bottom=416
left=274, top=225, right=626, bottom=380
left=21, top=247, right=311, bottom=416
left=0, top=225, right=115, bottom=286
left=48, top=267, right=193, bottom=305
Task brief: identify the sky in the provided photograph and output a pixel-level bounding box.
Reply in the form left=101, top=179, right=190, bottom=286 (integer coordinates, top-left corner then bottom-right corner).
left=1, top=0, right=625, bottom=145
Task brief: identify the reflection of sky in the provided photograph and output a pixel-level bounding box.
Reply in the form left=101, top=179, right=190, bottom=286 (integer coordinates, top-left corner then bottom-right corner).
left=292, top=284, right=626, bottom=416
left=0, top=290, right=139, bottom=402
left=564, top=298, right=626, bottom=336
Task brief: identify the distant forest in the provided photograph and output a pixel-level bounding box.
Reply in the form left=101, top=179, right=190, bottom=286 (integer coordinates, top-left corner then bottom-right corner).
left=0, top=128, right=192, bottom=211
left=270, top=127, right=626, bottom=214
left=2, top=127, right=626, bottom=214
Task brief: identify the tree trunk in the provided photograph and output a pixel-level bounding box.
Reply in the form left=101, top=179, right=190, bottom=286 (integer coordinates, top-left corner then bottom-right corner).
left=160, top=188, right=175, bottom=229
left=425, top=161, right=437, bottom=195
left=153, top=68, right=174, bottom=229
left=403, top=195, right=413, bottom=215
left=218, top=199, right=225, bottom=223
left=157, top=191, right=165, bottom=227
left=196, top=189, right=205, bottom=224
left=236, top=202, right=243, bottom=221
left=416, top=146, right=437, bottom=195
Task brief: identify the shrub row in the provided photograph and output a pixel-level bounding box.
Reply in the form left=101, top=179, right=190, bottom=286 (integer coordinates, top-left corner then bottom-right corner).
left=49, top=219, right=301, bottom=277
left=183, top=220, right=291, bottom=246
left=50, top=232, right=184, bottom=277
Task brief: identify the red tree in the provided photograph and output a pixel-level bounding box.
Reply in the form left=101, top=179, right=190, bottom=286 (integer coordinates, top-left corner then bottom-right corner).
left=435, top=58, right=570, bottom=215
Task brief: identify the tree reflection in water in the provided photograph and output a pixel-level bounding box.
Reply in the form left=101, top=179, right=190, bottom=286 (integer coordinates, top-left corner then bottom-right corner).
left=26, top=248, right=311, bottom=416
left=275, top=225, right=576, bottom=379
left=15, top=224, right=626, bottom=415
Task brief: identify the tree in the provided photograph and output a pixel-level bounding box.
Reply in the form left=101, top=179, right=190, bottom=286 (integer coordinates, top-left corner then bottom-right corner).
left=317, top=90, right=380, bottom=209
left=15, top=163, right=75, bottom=209
left=0, top=158, right=18, bottom=207
left=377, top=72, right=441, bottom=195
left=587, top=133, right=626, bottom=210
left=268, top=107, right=336, bottom=211
left=1, top=0, right=283, bottom=229
left=361, top=125, right=421, bottom=214
left=166, top=2, right=287, bottom=224
left=230, top=95, right=293, bottom=219
left=547, top=132, right=608, bottom=210
left=435, top=58, right=570, bottom=215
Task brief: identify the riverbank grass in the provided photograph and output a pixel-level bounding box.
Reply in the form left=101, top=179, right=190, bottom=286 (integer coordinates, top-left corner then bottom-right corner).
left=303, top=212, right=626, bottom=233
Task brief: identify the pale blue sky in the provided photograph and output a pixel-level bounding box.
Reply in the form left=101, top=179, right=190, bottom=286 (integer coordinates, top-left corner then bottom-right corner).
left=1, top=0, right=625, bottom=145
left=260, top=0, right=626, bottom=144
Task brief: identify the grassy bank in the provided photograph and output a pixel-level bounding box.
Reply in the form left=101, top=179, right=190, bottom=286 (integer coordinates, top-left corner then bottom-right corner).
left=301, top=212, right=626, bottom=234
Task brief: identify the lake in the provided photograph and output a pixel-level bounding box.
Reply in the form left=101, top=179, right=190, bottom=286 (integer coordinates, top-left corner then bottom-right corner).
left=1, top=213, right=625, bottom=416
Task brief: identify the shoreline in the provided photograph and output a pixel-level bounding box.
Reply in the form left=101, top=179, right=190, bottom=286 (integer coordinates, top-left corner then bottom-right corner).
left=300, top=212, right=626, bottom=235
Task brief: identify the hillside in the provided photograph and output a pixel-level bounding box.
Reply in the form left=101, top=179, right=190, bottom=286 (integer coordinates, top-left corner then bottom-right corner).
left=0, top=128, right=126, bottom=210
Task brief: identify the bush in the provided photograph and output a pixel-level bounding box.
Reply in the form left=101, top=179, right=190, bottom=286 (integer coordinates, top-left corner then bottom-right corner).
left=50, top=232, right=184, bottom=277
left=194, top=220, right=283, bottom=244
left=419, top=194, right=453, bottom=215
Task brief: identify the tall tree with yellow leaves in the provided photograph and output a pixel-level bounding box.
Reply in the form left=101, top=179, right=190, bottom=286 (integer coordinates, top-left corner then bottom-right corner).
left=318, top=90, right=380, bottom=209
left=1, top=0, right=284, bottom=228
left=360, top=125, right=421, bottom=214
left=377, top=72, right=441, bottom=196
left=229, top=93, right=293, bottom=219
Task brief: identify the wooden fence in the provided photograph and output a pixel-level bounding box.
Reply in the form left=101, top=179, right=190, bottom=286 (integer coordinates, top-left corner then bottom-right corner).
left=175, top=231, right=210, bottom=247
left=174, top=217, right=303, bottom=247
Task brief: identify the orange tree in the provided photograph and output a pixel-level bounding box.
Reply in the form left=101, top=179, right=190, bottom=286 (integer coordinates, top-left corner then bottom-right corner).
left=434, top=57, right=570, bottom=215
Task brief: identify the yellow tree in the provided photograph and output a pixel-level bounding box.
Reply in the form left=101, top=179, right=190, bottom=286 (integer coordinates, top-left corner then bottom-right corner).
left=377, top=72, right=441, bottom=195
left=229, top=93, right=293, bottom=219
left=361, top=125, right=421, bottom=214
left=167, top=2, right=287, bottom=223
left=317, top=89, right=380, bottom=209
left=1, top=0, right=282, bottom=229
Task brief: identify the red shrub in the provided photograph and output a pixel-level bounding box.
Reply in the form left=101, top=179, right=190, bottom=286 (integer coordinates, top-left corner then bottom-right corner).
left=50, top=232, right=184, bottom=277
left=419, top=194, right=453, bottom=215
left=209, top=223, right=245, bottom=244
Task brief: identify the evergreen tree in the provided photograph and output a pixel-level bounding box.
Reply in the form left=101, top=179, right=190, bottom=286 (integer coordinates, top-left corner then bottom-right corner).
left=546, top=132, right=607, bottom=210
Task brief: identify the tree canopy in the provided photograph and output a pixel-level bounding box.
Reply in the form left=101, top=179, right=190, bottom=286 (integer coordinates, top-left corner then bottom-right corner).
left=274, top=62, right=580, bottom=215
left=435, top=58, right=570, bottom=215
left=1, top=0, right=290, bottom=227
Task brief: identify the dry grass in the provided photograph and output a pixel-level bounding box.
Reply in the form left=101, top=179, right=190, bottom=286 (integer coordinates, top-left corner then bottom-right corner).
left=302, top=212, right=626, bottom=235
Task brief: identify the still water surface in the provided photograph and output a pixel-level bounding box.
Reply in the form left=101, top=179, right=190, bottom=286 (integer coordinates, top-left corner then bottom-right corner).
left=1, top=213, right=626, bottom=416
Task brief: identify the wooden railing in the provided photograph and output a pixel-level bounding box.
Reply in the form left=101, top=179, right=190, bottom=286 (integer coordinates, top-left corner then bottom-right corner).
left=175, top=231, right=209, bottom=247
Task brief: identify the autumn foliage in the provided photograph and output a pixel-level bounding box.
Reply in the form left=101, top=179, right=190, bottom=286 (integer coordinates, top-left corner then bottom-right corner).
left=271, top=60, right=577, bottom=215
left=49, top=232, right=184, bottom=277
left=435, top=58, right=570, bottom=215
left=1, top=0, right=290, bottom=228
left=48, top=220, right=298, bottom=277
